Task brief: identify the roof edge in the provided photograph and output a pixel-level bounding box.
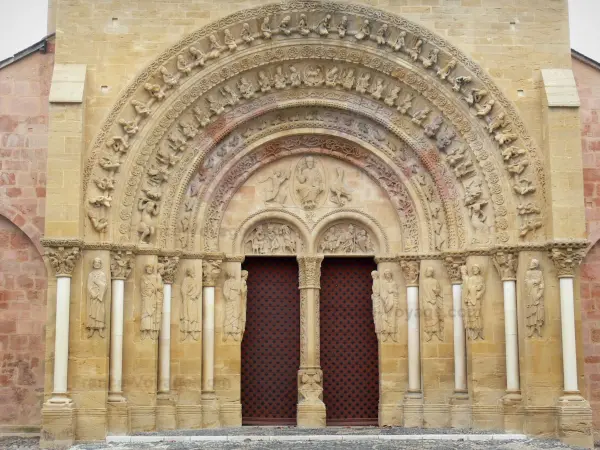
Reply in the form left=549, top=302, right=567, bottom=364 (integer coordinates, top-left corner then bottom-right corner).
left=572, top=49, right=600, bottom=72
left=0, top=33, right=55, bottom=71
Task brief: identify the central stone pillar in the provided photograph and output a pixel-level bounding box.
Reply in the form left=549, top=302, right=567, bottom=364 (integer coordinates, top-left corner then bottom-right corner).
left=400, top=259, right=423, bottom=428
left=549, top=246, right=593, bottom=448
left=296, top=255, right=326, bottom=428
left=201, top=256, right=223, bottom=428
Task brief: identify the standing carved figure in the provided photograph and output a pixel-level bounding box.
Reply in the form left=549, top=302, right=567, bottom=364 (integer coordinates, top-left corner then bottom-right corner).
left=337, top=16, right=348, bottom=37
left=140, top=264, right=163, bottom=340
left=181, top=268, right=202, bottom=341
left=329, top=168, right=352, bottom=206
left=461, top=264, right=485, bottom=340
left=422, top=267, right=444, bottom=341
left=295, top=156, right=324, bottom=210
left=525, top=259, right=545, bottom=338
left=87, top=258, right=107, bottom=338
left=240, top=270, right=248, bottom=337
left=379, top=270, right=399, bottom=341
left=371, top=271, right=381, bottom=335
left=316, top=14, right=331, bottom=36
left=355, top=19, right=371, bottom=40
left=223, top=272, right=242, bottom=341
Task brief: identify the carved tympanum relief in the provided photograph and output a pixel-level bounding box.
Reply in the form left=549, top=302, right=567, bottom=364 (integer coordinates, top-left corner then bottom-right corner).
left=461, top=264, right=485, bottom=341
left=140, top=264, right=164, bottom=340
left=318, top=223, right=375, bottom=254
left=223, top=270, right=248, bottom=342
left=372, top=269, right=399, bottom=342
left=422, top=266, right=444, bottom=342
left=181, top=268, right=202, bottom=341
left=294, top=156, right=326, bottom=210
left=87, top=258, right=107, bottom=338
left=244, top=223, right=301, bottom=255
left=525, top=258, right=545, bottom=338
left=86, top=4, right=545, bottom=251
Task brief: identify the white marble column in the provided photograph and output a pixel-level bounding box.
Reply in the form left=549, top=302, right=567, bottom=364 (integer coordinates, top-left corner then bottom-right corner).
left=296, top=256, right=326, bottom=428
left=44, top=246, right=80, bottom=404
left=108, top=251, right=133, bottom=403
left=492, top=252, right=520, bottom=397
left=201, top=257, right=222, bottom=428
left=157, top=256, right=179, bottom=398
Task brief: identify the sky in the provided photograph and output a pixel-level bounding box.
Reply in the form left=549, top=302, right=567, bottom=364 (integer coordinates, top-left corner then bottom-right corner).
left=0, top=0, right=599, bottom=63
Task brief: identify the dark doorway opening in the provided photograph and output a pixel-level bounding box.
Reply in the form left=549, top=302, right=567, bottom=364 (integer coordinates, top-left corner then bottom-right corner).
left=241, top=257, right=300, bottom=425
left=320, top=257, right=379, bottom=426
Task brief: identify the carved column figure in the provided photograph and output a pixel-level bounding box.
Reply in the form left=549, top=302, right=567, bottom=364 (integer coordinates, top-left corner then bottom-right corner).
left=87, top=258, right=108, bottom=338
left=524, top=258, right=545, bottom=338
left=44, top=244, right=81, bottom=405
left=400, top=259, right=422, bottom=428
left=492, top=251, right=520, bottom=399
left=108, top=250, right=134, bottom=403
left=296, top=255, right=326, bottom=428
left=201, top=255, right=223, bottom=428
left=223, top=267, right=248, bottom=342
left=157, top=255, right=180, bottom=398
left=460, top=263, right=486, bottom=341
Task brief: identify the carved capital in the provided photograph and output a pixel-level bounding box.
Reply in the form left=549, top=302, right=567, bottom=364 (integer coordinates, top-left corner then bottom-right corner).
left=45, top=246, right=81, bottom=277
left=159, top=255, right=180, bottom=284
left=202, top=259, right=222, bottom=286
left=400, top=260, right=420, bottom=286
left=443, top=254, right=467, bottom=284
left=550, top=247, right=585, bottom=278
left=110, top=250, right=134, bottom=280
left=297, top=256, right=323, bottom=289
left=492, top=251, right=518, bottom=281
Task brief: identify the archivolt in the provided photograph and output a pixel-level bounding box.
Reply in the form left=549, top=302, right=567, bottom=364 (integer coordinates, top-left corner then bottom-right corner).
left=83, top=1, right=545, bottom=251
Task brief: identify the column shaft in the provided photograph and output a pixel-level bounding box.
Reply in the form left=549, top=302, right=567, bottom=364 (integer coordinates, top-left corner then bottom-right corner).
left=109, top=279, right=125, bottom=400
left=407, top=285, right=420, bottom=392
left=503, top=280, right=520, bottom=393
left=158, top=283, right=172, bottom=394
left=202, top=286, right=215, bottom=392
left=559, top=277, right=578, bottom=393
left=52, top=276, right=71, bottom=398
left=452, top=283, right=467, bottom=393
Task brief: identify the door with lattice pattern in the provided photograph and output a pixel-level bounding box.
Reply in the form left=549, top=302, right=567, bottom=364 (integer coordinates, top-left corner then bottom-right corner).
left=320, top=257, right=379, bottom=426
left=241, top=257, right=300, bottom=425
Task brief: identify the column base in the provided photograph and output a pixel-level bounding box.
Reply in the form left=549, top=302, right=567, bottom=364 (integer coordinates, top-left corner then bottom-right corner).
left=156, top=393, right=176, bottom=431
left=107, top=400, right=129, bottom=435
left=201, top=392, right=221, bottom=428
left=502, top=391, right=524, bottom=433
left=450, top=392, right=471, bottom=429
left=297, top=401, right=326, bottom=428
left=402, top=391, right=423, bottom=428
left=107, top=391, right=127, bottom=403
left=220, top=402, right=242, bottom=427
left=176, top=405, right=202, bottom=429
left=40, top=401, right=75, bottom=449
left=557, top=394, right=593, bottom=449
left=378, top=403, right=401, bottom=426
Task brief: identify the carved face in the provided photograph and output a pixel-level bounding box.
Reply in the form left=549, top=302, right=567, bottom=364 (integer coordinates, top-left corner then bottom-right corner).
left=371, top=271, right=379, bottom=279
left=425, top=266, right=434, bottom=277
left=241, top=270, right=248, bottom=280
left=305, top=156, right=315, bottom=169
left=529, top=259, right=539, bottom=270
left=186, top=268, right=194, bottom=277
left=145, top=264, right=154, bottom=274
left=384, top=270, right=392, bottom=281
left=92, top=258, right=102, bottom=270
left=472, top=265, right=481, bottom=275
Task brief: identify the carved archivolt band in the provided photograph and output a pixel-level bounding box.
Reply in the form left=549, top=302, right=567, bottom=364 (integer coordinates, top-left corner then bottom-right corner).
left=82, top=2, right=545, bottom=253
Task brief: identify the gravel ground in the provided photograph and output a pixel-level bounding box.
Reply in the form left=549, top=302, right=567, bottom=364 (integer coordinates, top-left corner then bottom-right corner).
left=1, top=435, right=595, bottom=450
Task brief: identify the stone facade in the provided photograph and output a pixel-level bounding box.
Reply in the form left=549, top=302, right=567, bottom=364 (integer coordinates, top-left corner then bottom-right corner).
left=0, top=40, right=54, bottom=433
left=574, top=52, right=600, bottom=444
left=26, top=1, right=596, bottom=448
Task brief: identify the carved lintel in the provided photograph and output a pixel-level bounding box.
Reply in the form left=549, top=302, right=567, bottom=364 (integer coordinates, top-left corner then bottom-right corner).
left=297, top=256, right=323, bottom=289
left=202, top=259, right=222, bottom=287
left=400, top=260, right=420, bottom=286
left=158, top=255, right=180, bottom=284
left=110, top=250, right=134, bottom=280
left=443, top=254, right=467, bottom=284
left=492, top=251, right=518, bottom=281
left=549, top=247, right=585, bottom=278
left=44, top=246, right=81, bottom=277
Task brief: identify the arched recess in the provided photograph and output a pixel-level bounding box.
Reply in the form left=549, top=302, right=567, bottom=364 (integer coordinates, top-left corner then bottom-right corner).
left=82, top=1, right=546, bottom=253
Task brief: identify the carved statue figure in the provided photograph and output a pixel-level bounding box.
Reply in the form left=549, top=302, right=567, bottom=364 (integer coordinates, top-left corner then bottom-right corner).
left=464, top=88, right=488, bottom=106
left=220, top=85, right=239, bottom=106
left=325, top=66, right=339, bottom=87
left=140, top=264, right=163, bottom=340
left=188, top=46, right=206, bottom=66
left=298, top=14, right=310, bottom=36
left=356, top=72, right=371, bottom=94
left=319, top=224, right=374, bottom=254
left=208, top=34, right=223, bottom=59
left=261, top=16, right=272, bottom=39
left=355, top=19, right=371, bottom=40
left=317, top=14, right=331, bottom=36
left=371, top=271, right=381, bottom=334
left=329, top=168, right=352, bottom=206
left=223, top=272, right=243, bottom=341
left=411, top=107, right=431, bottom=126
left=408, top=38, right=423, bottom=61
left=461, top=264, right=485, bottom=340
left=341, top=69, right=355, bottom=90
left=295, top=156, right=324, bottom=210
left=384, top=85, right=401, bottom=107
left=240, top=270, right=248, bottom=336
left=452, top=75, right=472, bottom=92
left=379, top=269, right=399, bottom=341
left=181, top=268, right=201, bottom=341
left=237, top=77, right=256, bottom=99
left=370, top=78, right=385, bottom=99
left=303, top=65, right=324, bottom=87
left=420, top=48, right=439, bottom=69
left=495, top=128, right=518, bottom=146
left=176, top=54, right=191, bottom=76
left=525, top=259, right=545, bottom=338
left=279, top=15, right=291, bottom=35
left=422, top=267, right=443, bottom=342
left=159, top=66, right=178, bottom=87
left=398, top=92, right=414, bottom=114
left=87, top=258, right=107, bottom=338
left=424, top=115, right=443, bottom=138
left=224, top=29, right=237, bottom=50
left=437, top=58, right=457, bottom=80
left=375, top=23, right=388, bottom=45
left=274, top=66, right=287, bottom=89
left=258, top=70, right=273, bottom=92
left=245, top=223, right=299, bottom=254
left=119, top=118, right=138, bottom=136
left=337, top=16, right=348, bottom=37
left=475, top=99, right=495, bottom=117
left=289, top=66, right=302, bottom=87
left=240, top=23, right=254, bottom=43
left=131, top=99, right=151, bottom=116
left=487, top=112, right=507, bottom=134
left=259, top=168, right=290, bottom=204
left=144, top=82, right=165, bottom=100
left=392, top=31, right=406, bottom=52
left=138, top=188, right=161, bottom=244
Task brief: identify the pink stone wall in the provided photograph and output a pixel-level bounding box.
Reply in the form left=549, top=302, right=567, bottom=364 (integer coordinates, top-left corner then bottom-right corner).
left=0, top=43, right=53, bottom=431
left=574, top=55, right=600, bottom=439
